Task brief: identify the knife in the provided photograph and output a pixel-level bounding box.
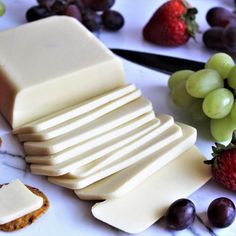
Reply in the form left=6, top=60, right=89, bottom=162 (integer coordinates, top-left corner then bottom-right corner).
left=111, top=49, right=205, bottom=75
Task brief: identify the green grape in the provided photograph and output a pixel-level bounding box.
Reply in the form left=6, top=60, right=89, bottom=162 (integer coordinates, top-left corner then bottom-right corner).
left=205, top=52, right=234, bottom=79
left=168, top=70, right=194, bottom=91
left=0, top=1, right=5, bottom=17
left=190, top=99, right=208, bottom=121
left=185, top=69, right=223, bottom=98
left=230, top=101, right=236, bottom=121
left=210, top=115, right=236, bottom=141
left=202, top=88, right=234, bottom=119
left=227, top=65, right=236, bottom=89
left=171, top=81, right=195, bottom=108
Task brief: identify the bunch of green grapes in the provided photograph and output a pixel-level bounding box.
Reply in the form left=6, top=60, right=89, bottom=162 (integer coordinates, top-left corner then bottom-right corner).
left=168, top=52, right=236, bottom=142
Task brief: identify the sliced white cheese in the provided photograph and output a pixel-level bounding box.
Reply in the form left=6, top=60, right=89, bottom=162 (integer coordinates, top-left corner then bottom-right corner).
left=13, top=84, right=135, bottom=134
left=72, top=114, right=175, bottom=178
left=24, top=96, right=152, bottom=155
left=31, top=115, right=175, bottom=177
left=75, top=123, right=196, bottom=200
left=91, top=146, right=211, bottom=234
left=46, top=123, right=182, bottom=185
left=0, top=179, right=43, bottom=224
left=18, top=89, right=141, bottom=142
left=26, top=113, right=157, bottom=165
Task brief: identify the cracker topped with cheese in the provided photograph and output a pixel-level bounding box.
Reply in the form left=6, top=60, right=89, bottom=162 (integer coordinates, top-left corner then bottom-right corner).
left=0, top=180, right=49, bottom=232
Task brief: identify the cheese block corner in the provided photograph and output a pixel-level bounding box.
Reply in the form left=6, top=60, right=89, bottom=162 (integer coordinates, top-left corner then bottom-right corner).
left=0, top=16, right=125, bottom=128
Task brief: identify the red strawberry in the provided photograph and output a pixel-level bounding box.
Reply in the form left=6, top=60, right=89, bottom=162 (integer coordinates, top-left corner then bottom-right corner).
left=205, top=132, right=236, bottom=191
left=143, top=0, right=198, bottom=46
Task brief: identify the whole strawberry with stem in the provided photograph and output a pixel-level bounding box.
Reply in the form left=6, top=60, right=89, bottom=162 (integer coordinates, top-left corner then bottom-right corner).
left=143, top=0, right=199, bottom=46
left=205, top=131, right=236, bottom=191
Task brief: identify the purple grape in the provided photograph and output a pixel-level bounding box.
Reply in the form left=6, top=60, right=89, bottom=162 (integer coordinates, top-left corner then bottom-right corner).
left=208, top=197, right=236, bottom=228
left=26, top=6, right=55, bottom=22
left=82, top=10, right=102, bottom=31
left=102, top=10, right=124, bottom=31
left=64, top=4, right=82, bottom=21
left=223, top=23, right=236, bottom=53
left=88, top=0, right=115, bottom=11
left=51, top=0, right=68, bottom=14
left=206, top=7, right=236, bottom=27
left=165, top=199, right=196, bottom=230
left=203, top=27, right=225, bottom=50
left=37, top=0, right=56, bottom=9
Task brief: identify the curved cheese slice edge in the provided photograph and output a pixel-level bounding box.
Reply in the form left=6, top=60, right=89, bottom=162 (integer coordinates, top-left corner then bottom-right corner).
left=91, top=145, right=211, bottom=234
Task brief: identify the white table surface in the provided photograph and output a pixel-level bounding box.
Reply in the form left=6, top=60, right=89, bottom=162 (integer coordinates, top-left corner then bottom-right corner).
left=0, top=0, right=236, bottom=236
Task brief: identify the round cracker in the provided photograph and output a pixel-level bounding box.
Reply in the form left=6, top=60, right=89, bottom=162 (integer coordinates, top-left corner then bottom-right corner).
left=0, top=184, right=49, bottom=232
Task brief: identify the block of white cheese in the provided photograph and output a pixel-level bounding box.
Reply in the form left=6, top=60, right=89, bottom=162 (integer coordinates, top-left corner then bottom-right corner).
left=13, top=84, right=135, bottom=134
left=18, top=89, right=141, bottom=142
left=75, top=123, right=196, bottom=200
left=26, top=113, right=157, bottom=165
left=91, top=146, right=211, bottom=234
left=24, top=96, right=152, bottom=155
left=46, top=123, right=182, bottom=185
left=72, top=114, right=175, bottom=178
left=0, top=16, right=125, bottom=128
left=0, top=179, right=43, bottom=224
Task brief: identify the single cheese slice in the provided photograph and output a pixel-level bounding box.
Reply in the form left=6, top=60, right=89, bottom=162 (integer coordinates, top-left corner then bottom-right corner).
left=18, top=89, right=141, bottom=141
left=13, top=84, right=135, bottom=134
left=47, top=124, right=182, bottom=186
left=0, top=16, right=125, bottom=128
left=26, top=113, right=157, bottom=165
left=24, top=96, right=152, bottom=155
left=0, top=179, right=43, bottom=224
left=72, top=114, right=174, bottom=178
left=91, top=146, right=211, bottom=234
left=75, top=123, right=196, bottom=200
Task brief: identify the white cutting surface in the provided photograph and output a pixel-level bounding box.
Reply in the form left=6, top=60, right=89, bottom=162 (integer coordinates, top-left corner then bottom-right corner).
left=0, top=0, right=236, bottom=236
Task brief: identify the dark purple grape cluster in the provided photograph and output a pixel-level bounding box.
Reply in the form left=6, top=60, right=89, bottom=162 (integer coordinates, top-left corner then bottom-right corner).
left=26, top=0, right=125, bottom=32
left=165, top=197, right=236, bottom=231
left=203, top=7, right=236, bottom=53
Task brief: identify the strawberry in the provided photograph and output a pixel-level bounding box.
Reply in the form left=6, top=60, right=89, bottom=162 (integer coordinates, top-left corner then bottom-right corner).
left=205, top=131, right=236, bottom=191
left=143, top=0, right=198, bottom=46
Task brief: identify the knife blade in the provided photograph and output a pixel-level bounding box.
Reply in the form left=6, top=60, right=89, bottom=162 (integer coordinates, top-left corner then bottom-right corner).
left=111, top=49, right=205, bottom=75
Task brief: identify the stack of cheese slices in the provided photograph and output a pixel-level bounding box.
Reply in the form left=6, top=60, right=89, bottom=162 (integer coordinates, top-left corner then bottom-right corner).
left=14, top=84, right=210, bottom=233
left=0, top=16, right=210, bottom=233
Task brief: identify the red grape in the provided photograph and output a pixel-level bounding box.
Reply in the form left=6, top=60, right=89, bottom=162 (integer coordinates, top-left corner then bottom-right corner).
left=165, top=199, right=196, bottom=230
left=82, top=10, right=102, bottom=31
left=102, top=10, right=124, bottom=31
left=64, top=4, right=82, bottom=21
left=203, top=27, right=225, bottom=50
left=37, top=0, right=56, bottom=9
left=51, top=0, right=68, bottom=14
left=208, top=197, right=236, bottom=228
left=223, top=23, right=236, bottom=53
left=206, top=7, right=236, bottom=27
left=26, top=6, right=55, bottom=22
left=88, top=0, right=115, bottom=11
